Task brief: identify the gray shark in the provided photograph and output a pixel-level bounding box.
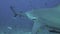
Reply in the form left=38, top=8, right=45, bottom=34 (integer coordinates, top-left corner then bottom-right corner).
left=25, top=5, right=60, bottom=34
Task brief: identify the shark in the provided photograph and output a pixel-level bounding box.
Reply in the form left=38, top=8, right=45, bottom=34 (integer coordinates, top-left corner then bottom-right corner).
left=25, top=5, right=60, bottom=34
left=10, top=4, right=60, bottom=34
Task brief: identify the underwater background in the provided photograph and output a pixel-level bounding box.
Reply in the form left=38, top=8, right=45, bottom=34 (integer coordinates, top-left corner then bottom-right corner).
left=0, top=0, right=60, bottom=34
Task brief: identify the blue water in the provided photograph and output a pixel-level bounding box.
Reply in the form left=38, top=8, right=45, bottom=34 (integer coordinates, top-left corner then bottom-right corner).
left=0, top=0, right=60, bottom=34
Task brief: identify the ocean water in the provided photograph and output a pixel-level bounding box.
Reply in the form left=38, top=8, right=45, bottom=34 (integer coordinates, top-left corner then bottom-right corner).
left=0, top=0, right=60, bottom=34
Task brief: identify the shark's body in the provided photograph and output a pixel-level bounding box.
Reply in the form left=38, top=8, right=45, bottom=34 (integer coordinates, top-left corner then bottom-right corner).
left=25, top=5, right=60, bottom=34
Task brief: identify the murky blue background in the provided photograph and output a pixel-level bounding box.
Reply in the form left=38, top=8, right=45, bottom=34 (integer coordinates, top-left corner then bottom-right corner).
left=0, top=0, right=60, bottom=33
